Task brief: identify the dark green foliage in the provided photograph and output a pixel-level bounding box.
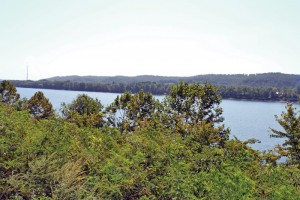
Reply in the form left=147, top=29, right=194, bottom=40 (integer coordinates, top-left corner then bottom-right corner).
left=27, top=91, right=54, bottom=120
left=106, top=90, right=161, bottom=133
left=271, top=103, right=300, bottom=165
left=35, top=72, right=300, bottom=88
left=165, top=82, right=224, bottom=124
left=0, top=80, right=20, bottom=105
left=61, top=94, right=104, bottom=127
left=163, top=82, right=229, bottom=146
left=218, top=85, right=299, bottom=102
left=13, top=80, right=170, bottom=95
left=12, top=72, right=300, bottom=101
left=61, top=94, right=103, bottom=116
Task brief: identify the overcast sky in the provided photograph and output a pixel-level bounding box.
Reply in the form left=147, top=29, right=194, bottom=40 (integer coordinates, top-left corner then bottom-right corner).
left=1, top=0, right=300, bottom=80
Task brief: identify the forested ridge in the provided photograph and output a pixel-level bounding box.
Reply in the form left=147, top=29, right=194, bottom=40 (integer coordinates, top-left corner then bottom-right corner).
left=11, top=72, right=300, bottom=101
left=1, top=80, right=300, bottom=199
left=44, top=72, right=300, bottom=87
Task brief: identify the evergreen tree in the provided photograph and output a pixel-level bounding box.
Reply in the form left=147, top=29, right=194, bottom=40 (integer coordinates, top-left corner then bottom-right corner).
left=0, top=80, right=20, bottom=105
left=271, top=103, right=300, bottom=165
left=61, top=94, right=104, bottom=127
left=27, top=91, right=54, bottom=120
left=106, top=90, right=161, bottom=133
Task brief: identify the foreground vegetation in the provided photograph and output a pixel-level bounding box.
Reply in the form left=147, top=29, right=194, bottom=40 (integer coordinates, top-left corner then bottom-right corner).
left=0, top=81, right=299, bottom=199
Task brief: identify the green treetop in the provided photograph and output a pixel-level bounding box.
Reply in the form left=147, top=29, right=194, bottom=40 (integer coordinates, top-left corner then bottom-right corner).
left=61, top=94, right=104, bottom=127
left=0, top=80, right=20, bottom=105
left=106, top=90, right=160, bottom=133
left=27, top=91, right=54, bottom=120
left=271, top=103, right=300, bottom=166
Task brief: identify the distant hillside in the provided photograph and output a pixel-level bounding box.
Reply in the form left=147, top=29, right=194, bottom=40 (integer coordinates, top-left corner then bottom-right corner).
left=10, top=72, right=300, bottom=101
left=45, top=73, right=300, bottom=88
left=45, top=75, right=180, bottom=84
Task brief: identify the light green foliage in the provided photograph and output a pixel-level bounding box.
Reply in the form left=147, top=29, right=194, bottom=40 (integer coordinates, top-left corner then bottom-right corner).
left=1, top=82, right=300, bottom=199
left=254, top=166, right=300, bottom=199
left=0, top=103, right=94, bottom=199
left=198, top=167, right=256, bottom=199
left=7, top=155, right=86, bottom=199
left=27, top=91, right=54, bottom=120
left=0, top=80, right=20, bottom=105
left=271, top=103, right=300, bottom=165
left=61, top=94, right=104, bottom=127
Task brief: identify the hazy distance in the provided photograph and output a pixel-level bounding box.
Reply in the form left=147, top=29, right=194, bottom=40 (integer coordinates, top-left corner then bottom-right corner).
left=1, top=0, right=300, bottom=80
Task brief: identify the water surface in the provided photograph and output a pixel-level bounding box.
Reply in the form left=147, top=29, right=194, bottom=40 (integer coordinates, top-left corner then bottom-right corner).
left=17, top=87, right=299, bottom=151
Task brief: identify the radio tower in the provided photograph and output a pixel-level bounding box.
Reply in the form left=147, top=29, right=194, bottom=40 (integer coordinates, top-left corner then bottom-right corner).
left=26, top=64, right=29, bottom=81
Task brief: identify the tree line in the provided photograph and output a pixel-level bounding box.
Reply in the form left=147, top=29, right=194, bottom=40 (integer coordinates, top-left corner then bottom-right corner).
left=218, top=85, right=299, bottom=101
left=12, top=79, right=300, bottom=102
left=46, top=72, right=300, bottom=88
left=0, top=80, right=300, bottom=199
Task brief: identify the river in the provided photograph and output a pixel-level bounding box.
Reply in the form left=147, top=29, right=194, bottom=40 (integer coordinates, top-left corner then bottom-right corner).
left=17, top=87, right=299, bottom=151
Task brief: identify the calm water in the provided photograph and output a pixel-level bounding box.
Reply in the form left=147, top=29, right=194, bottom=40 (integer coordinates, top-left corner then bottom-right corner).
left=17, top=87, right=299, bottom=151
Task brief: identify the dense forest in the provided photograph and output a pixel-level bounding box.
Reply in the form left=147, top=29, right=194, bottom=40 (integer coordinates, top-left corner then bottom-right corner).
left=12, top=73, right=300, bottom=101
left=45, top=73, right=300, bottom=88
left=0, top=80, right=300, bottom=199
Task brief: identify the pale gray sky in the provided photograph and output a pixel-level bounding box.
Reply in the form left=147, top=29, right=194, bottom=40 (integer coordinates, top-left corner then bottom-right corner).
left=1, top=0, right=300, bottom=80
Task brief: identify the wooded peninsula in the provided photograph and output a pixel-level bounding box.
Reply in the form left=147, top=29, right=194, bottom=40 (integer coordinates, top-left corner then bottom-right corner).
left=12, top=72, right=300, bottom=102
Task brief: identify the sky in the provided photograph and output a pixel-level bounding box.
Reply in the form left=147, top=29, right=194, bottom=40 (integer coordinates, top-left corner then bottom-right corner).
left=1, top=0, right=300, bottom=80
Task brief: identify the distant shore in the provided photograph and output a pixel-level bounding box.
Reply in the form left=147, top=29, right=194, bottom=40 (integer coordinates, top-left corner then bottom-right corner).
left=16, top=85, right=299, bottom=103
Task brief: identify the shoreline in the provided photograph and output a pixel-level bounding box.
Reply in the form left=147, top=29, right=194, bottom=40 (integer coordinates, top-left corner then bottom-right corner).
left=222, top=98, right=296, bottom=103
left=16, top=86, right=299, bottom=103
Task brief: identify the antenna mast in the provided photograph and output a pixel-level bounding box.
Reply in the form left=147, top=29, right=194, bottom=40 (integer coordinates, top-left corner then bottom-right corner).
left=26, top=64, right=29, bottom=81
